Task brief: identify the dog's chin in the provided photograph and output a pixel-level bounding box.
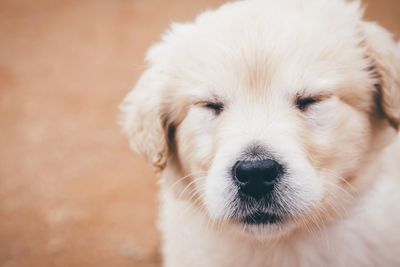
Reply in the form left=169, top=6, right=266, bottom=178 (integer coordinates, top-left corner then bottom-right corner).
left=232, top=220, right=293, bottom=239
left=228, top=212, right=296, bottom=239
left=241, top=211, right=282, bottom=225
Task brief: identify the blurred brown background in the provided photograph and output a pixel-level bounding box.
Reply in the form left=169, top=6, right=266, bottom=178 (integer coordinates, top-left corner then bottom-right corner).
left=0, top=1, right=398, bottom=266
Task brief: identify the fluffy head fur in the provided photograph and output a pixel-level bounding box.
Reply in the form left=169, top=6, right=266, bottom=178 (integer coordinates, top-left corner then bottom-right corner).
left=121, top=0, right=400, bottom=265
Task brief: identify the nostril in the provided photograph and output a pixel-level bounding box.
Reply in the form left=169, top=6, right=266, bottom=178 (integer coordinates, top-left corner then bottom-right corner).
left=233, top=161, right=251, bottom=185
left=262, top=161, right=282, bottom=184
left=233, top=159, right=283, bottom=194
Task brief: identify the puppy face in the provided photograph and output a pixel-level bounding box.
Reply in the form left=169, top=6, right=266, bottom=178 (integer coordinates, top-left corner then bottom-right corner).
left=122, top=0, right=400, bottom=237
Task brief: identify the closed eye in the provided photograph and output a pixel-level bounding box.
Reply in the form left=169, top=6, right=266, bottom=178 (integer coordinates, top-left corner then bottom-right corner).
left=296, top=97, right=320, bottom=111
left=195, top=100, right=224, bottom=115
left=296, top=94, right=331, bottom=111
left=203, top=102, right=224, bottom=115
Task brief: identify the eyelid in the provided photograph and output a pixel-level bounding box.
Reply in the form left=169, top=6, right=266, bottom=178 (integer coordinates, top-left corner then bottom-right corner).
left=295, top=93, right=332, bottom=111
left=296, top=93, right=333, bottom=105
left=193, top=99, right=224, bottom=115
left=296, top=92, right=332, bottom=100
left=192, top=98, right=224, bottom=108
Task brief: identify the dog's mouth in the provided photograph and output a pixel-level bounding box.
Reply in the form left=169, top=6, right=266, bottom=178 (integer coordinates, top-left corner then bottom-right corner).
left=241, top=212, right=282, bottom=225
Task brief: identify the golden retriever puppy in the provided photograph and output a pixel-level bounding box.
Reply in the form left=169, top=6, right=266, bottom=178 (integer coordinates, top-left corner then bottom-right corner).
left=121, top=0, right=400, bottom=266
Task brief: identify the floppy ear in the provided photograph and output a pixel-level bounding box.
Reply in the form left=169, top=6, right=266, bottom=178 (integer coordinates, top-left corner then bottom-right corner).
left=120, top=67, right=171, bottom=170
left=362, top=22, right=400, bottom=130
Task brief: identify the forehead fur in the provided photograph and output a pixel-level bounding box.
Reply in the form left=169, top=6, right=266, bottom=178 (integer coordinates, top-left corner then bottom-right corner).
left=147, top=0, right=374, bottom=111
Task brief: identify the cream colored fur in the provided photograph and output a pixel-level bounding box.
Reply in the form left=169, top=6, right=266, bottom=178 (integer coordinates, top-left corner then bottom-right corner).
left=121, top=0, right=400, bottom=266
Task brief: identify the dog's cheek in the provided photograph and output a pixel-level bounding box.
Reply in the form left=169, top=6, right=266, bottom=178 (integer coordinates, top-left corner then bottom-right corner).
left=176, top=108, right=219, bottom=174
left=306, top=99, right=372, bottom=178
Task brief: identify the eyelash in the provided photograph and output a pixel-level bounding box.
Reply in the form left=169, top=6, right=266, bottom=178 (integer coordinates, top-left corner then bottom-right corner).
left=202, top=102, right=224, bottom=115
left=296, top=96, right=321, bottom=111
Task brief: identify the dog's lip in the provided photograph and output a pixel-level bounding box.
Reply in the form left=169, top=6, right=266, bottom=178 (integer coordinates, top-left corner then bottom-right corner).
left=241, top=212, right=283, bottom=225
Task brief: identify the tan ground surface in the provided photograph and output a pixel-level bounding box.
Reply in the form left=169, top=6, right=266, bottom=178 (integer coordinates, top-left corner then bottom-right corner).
left=0, top=1, right=398, bottom=266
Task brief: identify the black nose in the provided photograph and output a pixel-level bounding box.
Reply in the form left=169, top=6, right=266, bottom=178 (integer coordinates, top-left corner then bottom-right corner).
left=233, top=159, right=283, bottom=199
